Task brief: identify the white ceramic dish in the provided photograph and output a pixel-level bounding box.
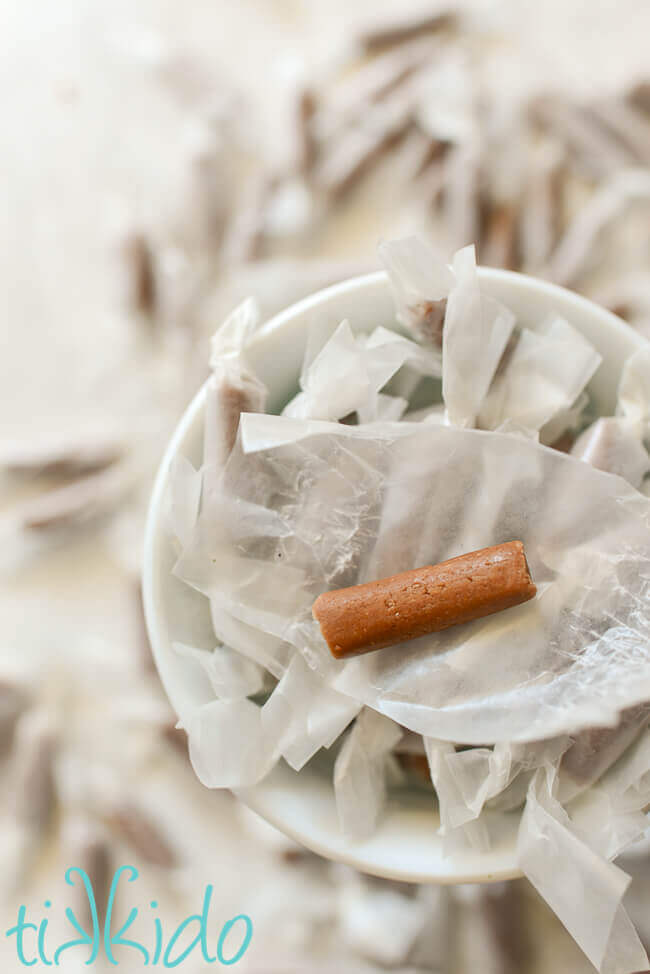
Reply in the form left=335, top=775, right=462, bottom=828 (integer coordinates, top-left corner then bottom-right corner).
left=143, top=268, right=647, bottom=884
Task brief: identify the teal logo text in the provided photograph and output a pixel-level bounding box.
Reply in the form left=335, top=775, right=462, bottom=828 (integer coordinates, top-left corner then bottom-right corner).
left=6, top=865, right=253, bottom=967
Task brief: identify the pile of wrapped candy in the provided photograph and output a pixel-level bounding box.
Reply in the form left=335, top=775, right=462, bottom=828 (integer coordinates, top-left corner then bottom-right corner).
left=169, top=235, right=650, bottom=974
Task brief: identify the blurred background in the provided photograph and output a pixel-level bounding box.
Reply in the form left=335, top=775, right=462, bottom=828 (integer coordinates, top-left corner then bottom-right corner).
left=2, top=0, right=650, bottom=970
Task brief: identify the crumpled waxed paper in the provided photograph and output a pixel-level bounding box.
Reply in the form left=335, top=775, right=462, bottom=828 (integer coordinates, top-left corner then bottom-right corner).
left=282, top=319, right=440, bottom=423
left=203, top=297, right=267, bottom=492
left=333, top=707, right=403, bottom=838
left=478, top=315, right=602, bottom=433
left=518, top=765, right=649, bottom=973
left=191, top=414, right=650, bottom=746
left=571, top=417, right=649, bottom=489
left=261, top=654, right=360, bottom=772
left=442, top=245, right=515, bottom=428
left=173, top=640, right=268, bottom=700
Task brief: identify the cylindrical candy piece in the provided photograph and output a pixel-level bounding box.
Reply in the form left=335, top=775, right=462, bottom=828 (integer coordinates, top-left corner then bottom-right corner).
left=312, top=541, right=536, bottom=659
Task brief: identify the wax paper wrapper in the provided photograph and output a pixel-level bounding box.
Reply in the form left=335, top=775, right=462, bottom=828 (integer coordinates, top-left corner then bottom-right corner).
left=570, top=417, right=649, bottom=489
left=380, top=238, right=517, bottom=428
left=185, top=698, right=277, bottom=788
left=378, top=235, right=453, bottom=347
left=203, top=296, right=267, bottom=491
left=182, top=414, right=650, bottom=748
left=539, top=390, right=589, bottom=447
left=424, top=736, right=571, bottom=851
left=478, top=315, right=602, bottom=433
left=425, top=726, right=650, bottom=971
left=166, top=452, right=205, bottom=554
left=181, top=651, right=359, bottom=785
left=333, top=707, right=403, bottom=838
left=617, top=346, right=650, bottom=429
left=261, top=654, right=360, bottom=771
left=282, top=319, right=439, bottom=423
left=566, top=345, right=650, bottom=486
left=173, top=640, right=268, bottom=699
left=424, top=738, right=490, bottom=853
left=441, top=246, right=515, bottom=428
left=380, top=236, right=601, bottom=431
left=417, top=712, right=650, bottom=844
left=518, top=758, right=650, bottom=974
left=557, top=703, right=650, bottom=804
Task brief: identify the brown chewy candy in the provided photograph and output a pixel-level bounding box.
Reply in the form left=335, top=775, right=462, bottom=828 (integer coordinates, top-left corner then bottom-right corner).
left=312, top=541, right=536, bottom=659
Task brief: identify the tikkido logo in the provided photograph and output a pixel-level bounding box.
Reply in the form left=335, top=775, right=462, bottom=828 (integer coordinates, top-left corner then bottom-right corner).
left=6, top=865, right=253, bottom=967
